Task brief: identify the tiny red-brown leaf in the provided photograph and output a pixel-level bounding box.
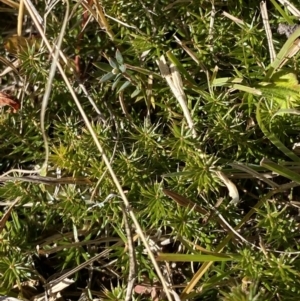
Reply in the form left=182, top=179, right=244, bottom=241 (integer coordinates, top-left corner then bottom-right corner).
left=134, top=285, right=152, bottom=294
left=0, top=91, right=20, bottom=112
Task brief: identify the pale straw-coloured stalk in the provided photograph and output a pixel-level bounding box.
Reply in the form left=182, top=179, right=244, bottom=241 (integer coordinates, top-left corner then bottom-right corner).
left=156, top=55, right=197, bottom=138
left=260, top=1, right=276, bottom=63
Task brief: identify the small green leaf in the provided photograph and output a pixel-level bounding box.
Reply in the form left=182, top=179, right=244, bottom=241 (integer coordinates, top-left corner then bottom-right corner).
left=232, top=84, right=262, bottom=95
left=112, top=75, right=122, bottom=90
left=271, top=71, right=298, bottom=86
left=212, top=77, right=243, bottom=87
left=115, top=49, right=124, bottom=65
left=117, top=81, right=131, bottom=93
left=119, top=64, right=126, bottom=73
left=261, top=158, right=300, bottom=183
left=92, top=62, right=112, bottom=72
left=256, top=99, right=300, bottom=162
left=100, top=72, right=115, bottom=83
left=108, top=57, right=118, bottom=69
left=131, top=88, right=141, bottom=98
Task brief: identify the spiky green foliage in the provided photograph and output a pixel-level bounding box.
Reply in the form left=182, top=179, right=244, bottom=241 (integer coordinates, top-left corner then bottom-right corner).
left=1, top=0, right=300, bottom=300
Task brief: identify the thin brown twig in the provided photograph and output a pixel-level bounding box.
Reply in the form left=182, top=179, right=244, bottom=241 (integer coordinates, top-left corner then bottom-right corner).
left=0, top=175, right=92, bottom=185
left=45, top=240, right=124, bottom=289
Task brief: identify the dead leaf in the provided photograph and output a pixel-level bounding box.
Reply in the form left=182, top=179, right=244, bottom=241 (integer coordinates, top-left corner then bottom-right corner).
left=4, top=35, right=41, bottom=56
left=33, top=278, right=74, bottom=301
left=0, top=91, right=20, bottom=112
left=134, top=285, right=152, bottom=294
left=215, top=171, right=239, bottom=204
left=0, top=297, right=23, bottom=301
left=0, top=197, right=21, bottom=235
left=134, top=285, right=160, bottom=301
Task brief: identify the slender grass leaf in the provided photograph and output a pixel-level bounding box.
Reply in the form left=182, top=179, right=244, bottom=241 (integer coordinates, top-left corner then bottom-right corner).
left=166, top=51, right=197, bottom=85
left=92, top=62, right=112, bottom=72
left=232, top=84, right=262, bottom=95
left=256, top=99, right=300, bottom=162
left=124, top=64, right=162, bottom=79
left=269, top=0, right=293, bottom=24
left=230, top=162, right=279, bottom=188
left=266, top=26, right=300, bottom=79
left=261, top=158, right=300, bottom=183
left=212, top=77, right=243, bottom=87
left=156, top=253, right=241, bottom=262
left=162, top=171, right=196, bottom=177
left=271, top=108, right=300, bottom=119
